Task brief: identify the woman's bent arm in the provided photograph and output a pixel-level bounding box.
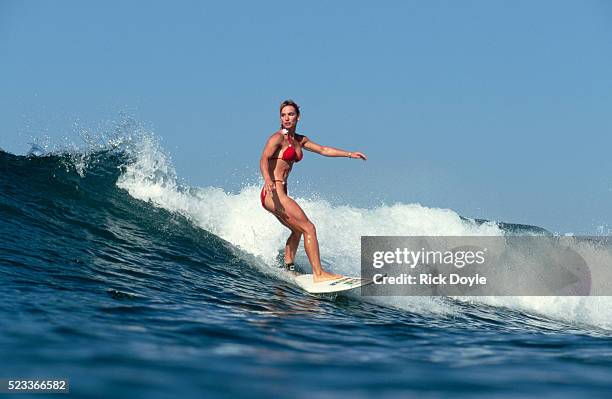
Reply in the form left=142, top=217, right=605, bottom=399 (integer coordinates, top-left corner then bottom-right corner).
left=260, top=132, right=283, bottom=192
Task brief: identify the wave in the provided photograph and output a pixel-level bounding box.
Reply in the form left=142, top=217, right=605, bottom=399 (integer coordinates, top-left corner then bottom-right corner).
left=1, top=130, right=611, bottom=331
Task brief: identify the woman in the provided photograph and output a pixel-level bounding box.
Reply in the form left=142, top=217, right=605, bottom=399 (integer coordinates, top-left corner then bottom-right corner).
left=260, top=100, right=367, bottom=283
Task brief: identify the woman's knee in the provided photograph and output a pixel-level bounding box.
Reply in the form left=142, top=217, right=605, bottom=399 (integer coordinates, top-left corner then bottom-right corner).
left=303, top=222, right=317, bottom=237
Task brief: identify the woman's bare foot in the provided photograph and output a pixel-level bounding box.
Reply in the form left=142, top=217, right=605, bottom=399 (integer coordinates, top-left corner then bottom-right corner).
left=313, top=271, right=343, bottom=283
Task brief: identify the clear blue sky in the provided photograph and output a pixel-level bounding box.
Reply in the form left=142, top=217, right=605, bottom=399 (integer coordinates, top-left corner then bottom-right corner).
left=1, top=0, right=611, bottom=233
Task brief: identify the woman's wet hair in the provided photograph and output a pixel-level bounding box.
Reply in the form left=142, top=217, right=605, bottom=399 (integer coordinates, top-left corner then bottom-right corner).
left=280, top=99, right=300, bottom=116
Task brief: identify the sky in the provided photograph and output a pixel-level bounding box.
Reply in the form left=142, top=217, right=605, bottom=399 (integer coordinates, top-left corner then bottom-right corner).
left=1, top=0, right=611, bottom=234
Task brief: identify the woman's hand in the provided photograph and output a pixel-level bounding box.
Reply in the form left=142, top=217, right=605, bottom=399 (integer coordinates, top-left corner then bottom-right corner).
left=349, top=151, right=367, bottom=160
left=265, top=179, right=276, bottom=195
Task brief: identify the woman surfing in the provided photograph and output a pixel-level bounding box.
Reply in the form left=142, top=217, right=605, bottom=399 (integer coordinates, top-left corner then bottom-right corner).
left=259, top=100, right=367, bottom=283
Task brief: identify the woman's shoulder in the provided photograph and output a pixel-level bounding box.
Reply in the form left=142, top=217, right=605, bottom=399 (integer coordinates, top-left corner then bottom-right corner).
left=267, top=130, right=285, bottom=142
left=296, top=133, right=308, bottom=143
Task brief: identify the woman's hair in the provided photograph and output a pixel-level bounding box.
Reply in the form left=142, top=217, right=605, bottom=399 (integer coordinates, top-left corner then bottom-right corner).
left=279, top=99, right=300, bottom=116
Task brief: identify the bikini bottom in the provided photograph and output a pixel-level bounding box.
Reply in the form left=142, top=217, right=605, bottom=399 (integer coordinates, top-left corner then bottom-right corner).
left=260, top=180, right=286, bottom=208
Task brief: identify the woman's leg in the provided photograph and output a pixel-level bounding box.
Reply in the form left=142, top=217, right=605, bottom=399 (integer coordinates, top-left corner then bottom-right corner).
left=284, top=229, right=302, bottom=265
left=263, top=189, right=340, bottom=282
left=263, top=186, right=301, bottom=266
left=271, top=214, right=302, bottom=266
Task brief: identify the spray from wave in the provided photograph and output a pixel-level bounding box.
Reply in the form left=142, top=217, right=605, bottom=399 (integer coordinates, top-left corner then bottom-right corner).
left=107, top=127, right=612, bottom=330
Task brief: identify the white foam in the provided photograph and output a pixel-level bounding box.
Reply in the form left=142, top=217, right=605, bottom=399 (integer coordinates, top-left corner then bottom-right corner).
left=116, top=133, right=612, bottom=330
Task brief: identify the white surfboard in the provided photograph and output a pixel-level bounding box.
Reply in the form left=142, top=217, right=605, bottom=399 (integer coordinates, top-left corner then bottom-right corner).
left=293, top=274, right=374, bottom=294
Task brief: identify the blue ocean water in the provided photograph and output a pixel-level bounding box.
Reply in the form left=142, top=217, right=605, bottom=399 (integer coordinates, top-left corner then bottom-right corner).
left=1, top=136, right=612, bottom=399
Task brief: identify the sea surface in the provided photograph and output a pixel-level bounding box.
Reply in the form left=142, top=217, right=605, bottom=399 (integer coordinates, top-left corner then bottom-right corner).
left=1, top=134, right=611, bottom=398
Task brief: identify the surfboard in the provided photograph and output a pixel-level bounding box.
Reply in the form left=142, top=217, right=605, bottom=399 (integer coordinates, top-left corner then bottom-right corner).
left=293, top=274, right=374, bottom=294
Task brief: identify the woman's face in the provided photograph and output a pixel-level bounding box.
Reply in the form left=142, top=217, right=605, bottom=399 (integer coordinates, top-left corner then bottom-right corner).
left=280, top=105, right=299, bottom=130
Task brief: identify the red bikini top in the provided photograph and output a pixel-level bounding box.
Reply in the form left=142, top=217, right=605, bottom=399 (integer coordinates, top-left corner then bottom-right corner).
left=276, top=131, right=303, bottom=163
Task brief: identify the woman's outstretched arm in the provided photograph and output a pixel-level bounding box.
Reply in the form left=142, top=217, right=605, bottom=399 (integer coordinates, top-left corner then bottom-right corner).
left=302, top=136, right=367, bottom=160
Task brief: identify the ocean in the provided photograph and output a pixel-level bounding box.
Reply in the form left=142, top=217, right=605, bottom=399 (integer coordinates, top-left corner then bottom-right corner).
left=1, top=133, right=611, bottom=398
